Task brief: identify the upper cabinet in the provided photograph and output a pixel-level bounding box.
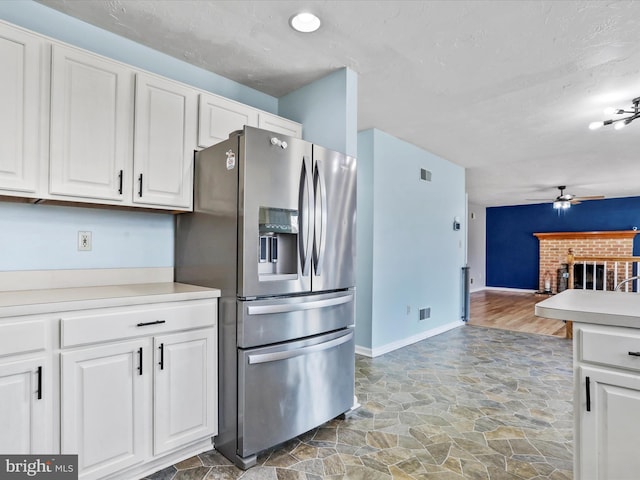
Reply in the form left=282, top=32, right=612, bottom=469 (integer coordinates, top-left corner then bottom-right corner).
left=198, top=93, right=258, bottom=148
left=50, top=45, right=133, bottom=202
left=0, top=20, right=303, bottom=213
left=258, top=112, right=303, bottom=138
left=0, top=23, right=45, bottom=197
left=198, top=93, right=302, bottom=149
left=133, top=73, right=197, bottom=210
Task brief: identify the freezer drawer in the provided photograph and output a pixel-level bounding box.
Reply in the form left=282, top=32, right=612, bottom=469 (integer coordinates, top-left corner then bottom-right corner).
left=237, top=328, right=355, bottom=458
left=237, top=290, right=355, bottom=348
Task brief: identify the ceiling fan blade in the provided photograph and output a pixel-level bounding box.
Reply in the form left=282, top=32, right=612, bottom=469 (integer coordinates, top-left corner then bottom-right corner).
left=573, top=195, right=605, bottom=201
left=570, top=200, right=582, bottom=205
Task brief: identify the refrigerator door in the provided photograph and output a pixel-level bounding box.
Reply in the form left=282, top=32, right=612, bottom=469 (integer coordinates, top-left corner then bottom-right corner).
left=237, top=328, right=355, bottom=459
left=237, top=289, right=355, bottom=348
left=312, top=145, right=357, bottom=292
left=239, top=127, right=313, bottom=298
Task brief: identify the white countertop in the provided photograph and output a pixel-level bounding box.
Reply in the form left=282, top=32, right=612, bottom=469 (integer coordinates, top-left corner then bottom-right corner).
left=535, top=289, right=640, bottom=329
left=0, top=282, right=220, bottom=318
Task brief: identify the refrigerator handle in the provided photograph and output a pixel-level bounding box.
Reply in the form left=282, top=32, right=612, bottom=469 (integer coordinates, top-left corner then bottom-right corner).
left=298, top=155, right=314, bottom=276
left=247, top=330, right=353, bottom=365
left=313, top=160, right=328, bottom=275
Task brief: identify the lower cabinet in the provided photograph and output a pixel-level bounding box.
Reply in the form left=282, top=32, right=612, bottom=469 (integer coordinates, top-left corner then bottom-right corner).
left=577, top=366, right=640, bottom=480
left=0, top=355, right=50, bottom=454
left=154, top=329, right=216, bottom=456
left=61, top=339, right=149, bottom=480
left=59, top=299, right=218, bottom=480
left=574, top=323, right=640, bottom=480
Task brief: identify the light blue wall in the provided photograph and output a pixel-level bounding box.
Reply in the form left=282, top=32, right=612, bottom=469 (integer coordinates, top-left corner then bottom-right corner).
left=0, top=2, right=355, bottom=273
left=0, top=1, right=277, bottom=112
left=355, top=130, right=374, bottom=348
left=0, top=203, right=173, bottom=270
left=356, top=129, right=466, bottom=352
left=279, top=68, right=358, bottom=157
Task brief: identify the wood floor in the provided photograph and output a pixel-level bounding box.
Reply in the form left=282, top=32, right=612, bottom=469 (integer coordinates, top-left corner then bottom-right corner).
left=469, top=289, right=567, bottom=338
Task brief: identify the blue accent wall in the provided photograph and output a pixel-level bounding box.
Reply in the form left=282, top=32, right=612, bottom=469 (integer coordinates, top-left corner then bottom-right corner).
left=487, top=197, right=640, bottom=289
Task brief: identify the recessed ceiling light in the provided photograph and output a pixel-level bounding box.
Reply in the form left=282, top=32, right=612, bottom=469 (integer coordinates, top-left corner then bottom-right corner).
left=289, top=12, right=321, bottom=33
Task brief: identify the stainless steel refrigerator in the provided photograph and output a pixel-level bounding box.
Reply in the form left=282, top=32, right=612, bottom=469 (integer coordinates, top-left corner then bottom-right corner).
left=175, top=126, right=357, bottom=469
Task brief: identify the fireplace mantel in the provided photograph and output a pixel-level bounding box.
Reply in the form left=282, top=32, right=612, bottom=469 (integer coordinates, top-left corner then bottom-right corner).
left=533, top=230, right=638, bottom=240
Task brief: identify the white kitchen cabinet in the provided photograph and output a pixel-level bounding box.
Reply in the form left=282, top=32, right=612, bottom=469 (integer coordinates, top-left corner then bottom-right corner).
left=574, top=323, right=640, bottom=479
left=0, top=22, right=45, bottom=197
left=198, top=93, right=258, bottom=148
left=0, top=356, right=50, bottom=454
left=153, top=328, right=216, bottom=455
left=50, top=44, right=133, bottom=202
left=258, top=112, right=302, bottom=138
left=61, top=339, right=149, bottom=480
left=133, top=73, right=197, bottom=210
left=58, top=296, right=217, bottom=480
left=0, top=318, right=52, bottom=454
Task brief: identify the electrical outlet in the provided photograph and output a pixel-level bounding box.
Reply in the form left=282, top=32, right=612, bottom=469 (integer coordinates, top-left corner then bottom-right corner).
left=406, top=305, right=411, bottom=315
left=78, top=231, right=92, bottom=251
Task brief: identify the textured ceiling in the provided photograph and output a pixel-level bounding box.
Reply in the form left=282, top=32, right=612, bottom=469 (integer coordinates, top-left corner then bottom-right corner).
left=37, top=0, right=640, bottom=207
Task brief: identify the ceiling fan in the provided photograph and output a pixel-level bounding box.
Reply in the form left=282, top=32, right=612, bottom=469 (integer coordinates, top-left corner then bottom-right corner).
left=529, top=186, right=605, bottom=210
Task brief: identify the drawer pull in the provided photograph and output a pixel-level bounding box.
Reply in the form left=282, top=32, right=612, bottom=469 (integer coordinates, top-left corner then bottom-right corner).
left=37, top=366, right=42, bottom=400
left=138, top=347, right=143, bottom=375
left=137, top=320, right=166, bottom=327
left=629, top=351, right=640, bottom=357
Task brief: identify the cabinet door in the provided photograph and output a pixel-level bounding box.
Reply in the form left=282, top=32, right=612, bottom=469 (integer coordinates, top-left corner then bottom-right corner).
left=50, top=45, right=133, bottom=201
left=0, top=356, right=50, bottom=454
left=198, top=93, right=258, bottom=148
left=0, top=23, right=43, bottom=196
left=61, top=340, right=149, bottom=480
left=133, top=73, right=197, bottom=210
left=578, top=366, right=640, bottom=480
left=258, top=112, right=302, bottom=138
left=153, top=328, right=216, bottom=455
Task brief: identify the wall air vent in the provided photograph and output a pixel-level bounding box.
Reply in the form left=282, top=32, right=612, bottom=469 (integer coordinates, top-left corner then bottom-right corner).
left=419, top=307, right=431, bottom=320
left=420, top=168, right=432, bottom=182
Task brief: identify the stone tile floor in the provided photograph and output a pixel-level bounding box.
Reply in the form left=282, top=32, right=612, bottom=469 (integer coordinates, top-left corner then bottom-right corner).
left=144, top=325, right=573, bottom=480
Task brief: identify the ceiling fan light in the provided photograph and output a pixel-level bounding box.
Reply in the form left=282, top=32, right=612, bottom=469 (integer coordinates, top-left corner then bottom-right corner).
left=603, top=107, right=618, bottom=115
left=614, top=120, right=627, bottom=130
left=588, top=121, right=604, bottom=130
left=553, top=200, right=570, bottom=210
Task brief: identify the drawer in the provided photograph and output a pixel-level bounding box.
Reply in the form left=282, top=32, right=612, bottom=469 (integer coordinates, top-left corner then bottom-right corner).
left=0, top=319, right=46, bottom=357
left=61, top=299, right=217, bottom=348
left=579, top=324, right=640, bottom=372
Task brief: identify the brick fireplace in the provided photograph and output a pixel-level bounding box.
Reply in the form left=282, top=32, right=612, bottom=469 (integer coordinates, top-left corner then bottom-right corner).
left=533, top=231, right=638, bottom=293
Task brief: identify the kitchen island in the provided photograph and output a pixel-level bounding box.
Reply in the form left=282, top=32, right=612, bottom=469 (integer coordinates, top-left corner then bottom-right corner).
left=535, top=289, right=640, bottom=480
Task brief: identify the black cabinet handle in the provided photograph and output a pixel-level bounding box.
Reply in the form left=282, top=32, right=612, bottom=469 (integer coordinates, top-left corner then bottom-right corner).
left=37, top=366, right=42, bottom=400
left=118, top=169, right=123, bottom=195
left=138, top=173, right=143, bottom=197
left=585, top=376, right=591, bottom=412
left=159, top=343, right=165, bottom=370
left=137, top=320, right=166, bottom=327
left=138, top=347, right=143, bottom=375
left=629, top=351, right=640, bottom=357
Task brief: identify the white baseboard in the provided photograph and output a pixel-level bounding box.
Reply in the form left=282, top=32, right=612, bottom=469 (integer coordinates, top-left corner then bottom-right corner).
left=0, top=267, right=174, bottom=292
left=355, top=320, right=464, bottom=358
left=483, top=286, right=537, bottom=293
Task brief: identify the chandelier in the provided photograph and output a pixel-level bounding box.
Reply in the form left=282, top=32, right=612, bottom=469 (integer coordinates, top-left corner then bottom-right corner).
left=589, top=96, right=640, bottom=130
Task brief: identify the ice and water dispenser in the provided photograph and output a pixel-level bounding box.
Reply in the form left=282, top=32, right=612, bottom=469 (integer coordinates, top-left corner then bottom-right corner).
left=258, top=206, right=298, bottom=279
